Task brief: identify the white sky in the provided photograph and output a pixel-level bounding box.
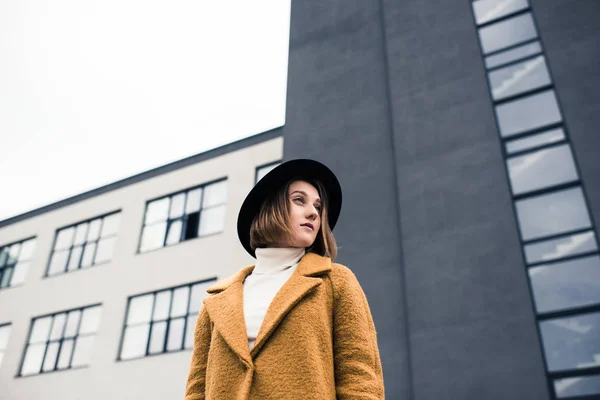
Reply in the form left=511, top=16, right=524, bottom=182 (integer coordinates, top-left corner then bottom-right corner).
left=0, top=0, right=291, bottom=222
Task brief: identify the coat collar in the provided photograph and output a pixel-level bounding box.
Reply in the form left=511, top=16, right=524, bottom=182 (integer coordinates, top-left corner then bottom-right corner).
left=203, top=253, right=332, bottom=365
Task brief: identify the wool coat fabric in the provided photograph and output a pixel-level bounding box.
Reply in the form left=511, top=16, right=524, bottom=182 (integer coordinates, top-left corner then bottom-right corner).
left=184, top=252, right=385, bottom=399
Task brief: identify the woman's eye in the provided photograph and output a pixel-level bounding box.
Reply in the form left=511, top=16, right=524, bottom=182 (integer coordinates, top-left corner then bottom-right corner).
left=294, top=197, right=304, bottom=204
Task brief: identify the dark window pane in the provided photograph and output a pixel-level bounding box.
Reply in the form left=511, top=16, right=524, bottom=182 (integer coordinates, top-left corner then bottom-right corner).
left=71, top=336, right=95, bottom=367
left=30, top=317, right=52, bottom=344
left=64, top=311, right=81, bottom=338
left=473, top=0, right=529, bottom=25
left=202, top=181, right=227, bottom=207
left=100, top=214, right=120, bottom=237
left=167, top=318, right=185, bottom=351
left=49, top=314, right=66, bottom=340
left=94, top=237, right=116, bottom=264
left=139, top=223, right=167, bottom=252
left=496, top=90, right=562, bottom=138
left=42, top=342, right=59, bottom=372
left=507, top=144, right=578, bottom=195
left=489, top=55, right=551, bottom=100
left=120, top=324, right=149, bottom=360
left=169, top=193, right=186, bottom=219
left=148, top=321, right=167, bottom=354
left=524, top=231, right=597, bottom=264
left=530, top=255, right=600, bottom=313
left=485, top=41, right=542, bottom=69
left=540, top=312, right=600, bottom=372
left=80, top=243, right=97, bottom=268
left=185, top=188, right=202, bottom=214
left=73, top=223, right=88, bottom=245
left=145, top=198, right=170, bottom=225
left=21, top=344, right=45, bottom=375
left=554, top=374, right=600, bottom=398
left=127, top=295, right=154, bottom=325
left=79, top=306, right=101, bottom=334
left=57, top=339, right=74, bottom=369
left=515, top=187, right=591, bottom=241
left=152, top=291, right=171, bottom=321
left=199, top=205, right=226, bottom=236
left=505, top=128, right=565, bottom=154
left=87, top=219, right=102, bottom=241
left=184, top=212, right=200, bottom=240
left=67, top=246, right=83, bottom=271
left=48, top=250, right=69, bottom=276
left=55, top=227, right=75, bottom=250
left=165, top=220, right=183, bottom=246
left=478, top=13, right=537, bottom=54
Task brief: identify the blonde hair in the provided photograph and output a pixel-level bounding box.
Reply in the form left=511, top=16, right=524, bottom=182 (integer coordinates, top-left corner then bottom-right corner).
left=249, top=179, right=337, bottom=260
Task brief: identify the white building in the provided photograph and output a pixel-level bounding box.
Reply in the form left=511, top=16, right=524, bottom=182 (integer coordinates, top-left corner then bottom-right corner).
left=0, top=130, right=282, bottom=400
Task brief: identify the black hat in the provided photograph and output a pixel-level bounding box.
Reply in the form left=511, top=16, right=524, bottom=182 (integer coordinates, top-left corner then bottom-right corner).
left=237, top=159, right=342, bottom=258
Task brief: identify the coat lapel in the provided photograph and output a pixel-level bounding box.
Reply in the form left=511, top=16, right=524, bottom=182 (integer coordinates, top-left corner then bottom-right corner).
left=203, top=266, right=254, bottom=366
left=250, top=253, right=332, bottom=357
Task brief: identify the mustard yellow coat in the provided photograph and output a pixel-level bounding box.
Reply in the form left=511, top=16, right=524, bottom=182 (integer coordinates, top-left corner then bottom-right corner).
left=184, top=252, right=385, bottom=399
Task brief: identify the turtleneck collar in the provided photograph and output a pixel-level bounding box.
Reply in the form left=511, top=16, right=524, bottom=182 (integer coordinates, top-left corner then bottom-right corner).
left=253, top=247, right=306, bottom=275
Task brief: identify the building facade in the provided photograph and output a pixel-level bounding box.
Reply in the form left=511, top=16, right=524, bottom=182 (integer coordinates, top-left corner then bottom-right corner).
left=1, top=0, right=599, bottom=399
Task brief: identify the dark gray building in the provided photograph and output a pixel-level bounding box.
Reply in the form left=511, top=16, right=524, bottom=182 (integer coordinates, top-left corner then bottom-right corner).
left=282, top=0, right=600, bottom=399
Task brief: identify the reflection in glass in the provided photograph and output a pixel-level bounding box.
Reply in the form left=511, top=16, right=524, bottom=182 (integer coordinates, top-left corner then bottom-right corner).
left=203, top=181, right=227, bottom=207
left=515, top=187, right=591, bottom=240
left=540, top=312, right=600, bottom=372
left=555, top=374, right=600, bottom=398
left=167, top=318, right=185, bottom=351
left=199, top=205, right=226, bottom=236
left=505, top=128, right=565, bottom=154
left=529, top=255, right=600, bottom=313
left=128, top=295, right=154, bottom=325
left=478, top=13, right=536, bottom=54
left=506, top=144, right=578, bottom=195
left=140, top=223, right=167, bottom=253
left=485, top=41, right=541, bottom=69
left=145, top=198, right=170, bottom=224
left=121, top=325, right=149, bottom=360
left=472, top=0, right=529, bottom=25
left=149, top=321, right=167, bottom=354
left=496, top=90, right=562, bottom=137
left=489, top=56, right=551, bottom=100
left=524, top=231, right=597, bottom=264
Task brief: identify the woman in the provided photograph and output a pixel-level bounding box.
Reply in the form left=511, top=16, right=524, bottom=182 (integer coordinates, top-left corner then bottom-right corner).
left=185, top=159, right=384, bottom=399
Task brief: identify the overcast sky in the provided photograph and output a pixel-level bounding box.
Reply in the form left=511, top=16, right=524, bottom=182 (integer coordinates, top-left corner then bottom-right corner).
left=0, top=0, right=291, bottom=222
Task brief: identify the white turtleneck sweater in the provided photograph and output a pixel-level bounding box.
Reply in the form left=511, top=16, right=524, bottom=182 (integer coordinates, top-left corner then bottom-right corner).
left=243, top=247, right=305, bottom=349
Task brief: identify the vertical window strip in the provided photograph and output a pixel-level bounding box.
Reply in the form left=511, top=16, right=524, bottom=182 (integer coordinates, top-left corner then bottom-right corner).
left=0, top=237, right=37, bottom=289
left=47, top=212, right=121, bottom=277
left=471, top=0, right=600, bottom=397
left=0, top=323, right=11, bottom=369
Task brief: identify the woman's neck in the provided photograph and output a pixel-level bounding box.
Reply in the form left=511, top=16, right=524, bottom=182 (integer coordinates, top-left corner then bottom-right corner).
left=253, top=247, right=305, bottom=275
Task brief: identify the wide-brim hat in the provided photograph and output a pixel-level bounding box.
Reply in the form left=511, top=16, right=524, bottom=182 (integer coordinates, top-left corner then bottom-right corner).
left=237, top=159, right=342, bottom=258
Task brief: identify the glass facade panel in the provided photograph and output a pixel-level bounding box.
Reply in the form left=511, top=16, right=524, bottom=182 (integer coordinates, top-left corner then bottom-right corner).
left=166, top=318, right=185, bottom=351
left=56, top=339, right=74, bottom=369
left=489, top=55, right=551, bottom=100
left=478, top=13, right=536, bottom=54
left=153, top=291, right=171, bottom=321
left=171, top=287, right=190, bottom=318
left=529, top=255, right=600, bottom=313
left=515, top=187, right=591, bottom=241
left=127, top=295, right=154, bottom=325
left=472, top=0, right=529, bottom=25
left=185, top=188, right=202, bottom=214
left=121, top=325, right=149, bottom=360
left=506, top=144, right=578, bottom=195
left=54, top=227, right=75, bottom=250
left=145, top=198, right=170, bottom=224
left=554, top=374, right=600, bottom=398
left=42, top=342, right=59, bottom=371
left=524, top=231, right=597, bottom=264
left=94, top=237, right=116, bottom=264
left=71, top=336, right=95, bottom=367
left=64, top=310, right=81, bottom=338
left=495, top=90, right=562, bottom=137
left=165, top=220, right=183, bottom=246
left=100, top=213, right=120, bottom=237
left=169, top=193, right=186, bottom=219
left=10, top=262, right=29, bottom=285
left=505, top=128, right=565, bottom=154
left=48, top=250, right=69, bottom=276
left=148, top=321, right=167, bottom=354
left=202, top=181, right=227, bottom=208
left=540, top=312, right=600, bottom=372
left=30, top=317, right=52, bottom=343
left=79, top=306, right=102, bottom=335
left=199, top=205, right=226, bottom=236
left=139, top=223, right=167, bottom=253
left=485, top=41, right=542, bottom=69
left=21, top=344, right=45, bottom=375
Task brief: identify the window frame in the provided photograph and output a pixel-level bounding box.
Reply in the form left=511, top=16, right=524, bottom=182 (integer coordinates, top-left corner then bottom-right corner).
left=254, top=161, right=281, bottom=184
left=0, top=236, right=36, bottom=290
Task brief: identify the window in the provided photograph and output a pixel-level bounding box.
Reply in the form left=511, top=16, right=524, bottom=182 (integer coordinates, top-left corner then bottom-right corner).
left=554, top=374, right=600, bottom=399
left=118, top=279, right=214, bottom=360
left=139, top=179, right=227, bottom=253
left=478, top=12, right=537, bottom=54
left=495, top=90, right=562, bottom=138
left=485, top=41, right=542, bottom=69
left=255, top=162, right=280, bottom=184
left=488, top=55, right=551, bottom=101
left=47, top=212, right=121, bottom=276
left=0, top=237, right=36, bottom=289
left=19, top=305, right=102, bottom=376
left=505, top=127, right=565, bottom=154
left=473, top=0, right=529, bottom=25
left=0, top=323, right=11, bottom=368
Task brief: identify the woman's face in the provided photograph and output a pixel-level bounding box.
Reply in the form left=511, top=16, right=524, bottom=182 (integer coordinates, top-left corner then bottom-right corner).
left=283, top=180, right=322, bottom=248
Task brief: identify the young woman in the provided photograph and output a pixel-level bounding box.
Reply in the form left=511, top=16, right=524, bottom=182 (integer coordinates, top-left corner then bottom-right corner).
left=185, top=159, right=384, bottom=399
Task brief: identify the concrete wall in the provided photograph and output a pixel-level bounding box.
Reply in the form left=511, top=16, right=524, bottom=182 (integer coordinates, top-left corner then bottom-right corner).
left=0, top=137, right=282, bottom=400
left=283, top=1, right=550, bottom=398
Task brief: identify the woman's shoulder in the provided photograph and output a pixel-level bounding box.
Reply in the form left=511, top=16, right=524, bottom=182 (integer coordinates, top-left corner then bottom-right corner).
left=328, top=262, right=365, bottom=294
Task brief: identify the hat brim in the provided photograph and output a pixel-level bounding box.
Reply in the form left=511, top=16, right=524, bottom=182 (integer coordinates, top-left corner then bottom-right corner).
left=237, top=159, right=342, bottom=258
